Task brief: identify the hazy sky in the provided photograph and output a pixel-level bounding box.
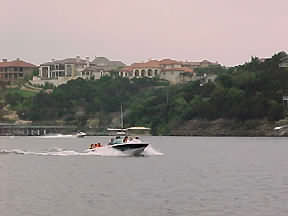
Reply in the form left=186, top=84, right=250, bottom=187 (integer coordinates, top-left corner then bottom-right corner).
left=1, top=0, right=287, bottom=66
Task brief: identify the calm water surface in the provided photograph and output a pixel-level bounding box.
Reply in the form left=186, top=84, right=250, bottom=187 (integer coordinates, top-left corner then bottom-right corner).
left=1, top=136, right=288, bottom=216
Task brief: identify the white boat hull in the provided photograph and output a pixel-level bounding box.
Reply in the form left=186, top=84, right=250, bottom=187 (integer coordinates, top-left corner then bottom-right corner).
left=121, top=146, right=147, bottom=156
left=110, top=143, right=149, bottom=156
left=86, top=143, right=149, bottom=156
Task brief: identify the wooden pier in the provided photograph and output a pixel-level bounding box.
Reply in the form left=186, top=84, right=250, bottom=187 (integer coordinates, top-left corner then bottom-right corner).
left=0, top=123, right=76, bottom=136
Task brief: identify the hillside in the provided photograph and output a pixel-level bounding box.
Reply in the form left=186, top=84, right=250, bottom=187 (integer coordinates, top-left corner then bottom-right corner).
left=2, top=52, right=288, bottom=135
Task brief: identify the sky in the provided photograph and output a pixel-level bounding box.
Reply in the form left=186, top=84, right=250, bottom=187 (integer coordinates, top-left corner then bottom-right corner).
left=0, top=0, right=287, bottom=66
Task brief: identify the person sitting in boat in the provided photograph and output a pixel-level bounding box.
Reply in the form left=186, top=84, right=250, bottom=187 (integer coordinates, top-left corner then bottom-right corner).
left=90, top=143, right=101, bottom=149
left=123, top=136, right=128, bottom=143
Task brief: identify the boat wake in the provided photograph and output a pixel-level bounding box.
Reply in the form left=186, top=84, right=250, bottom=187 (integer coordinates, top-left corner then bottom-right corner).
left=0, top=146, right=163, bottom=157
left=144, top=145, right=164, bottom=156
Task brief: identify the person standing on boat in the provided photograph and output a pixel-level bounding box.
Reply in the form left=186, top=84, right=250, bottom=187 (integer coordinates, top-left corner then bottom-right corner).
left=109, top=138, right=114, bottom=145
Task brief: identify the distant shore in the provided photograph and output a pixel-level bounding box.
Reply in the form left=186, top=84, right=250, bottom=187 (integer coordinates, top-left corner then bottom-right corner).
left=171, top=119, right=288, bottom=137
left=1, top=118, right=288, bottom=137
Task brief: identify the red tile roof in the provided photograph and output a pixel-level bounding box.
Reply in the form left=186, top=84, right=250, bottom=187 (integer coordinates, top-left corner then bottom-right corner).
left=121, top=58, right=198, bottom=74
left=0, top=60, right=37, bottom=68
left=131, top=60, right=161, bottom=68
left=120, top=66, right=134, bottom=72
left=159, top=59, right=180, bottom=65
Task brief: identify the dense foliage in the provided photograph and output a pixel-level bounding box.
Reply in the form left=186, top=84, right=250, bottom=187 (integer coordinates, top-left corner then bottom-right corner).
left=9, top=77, right=167, bottom=126
left=125, top=52, right=288, bottom=134
left=3, top=52, right=288, bottom=134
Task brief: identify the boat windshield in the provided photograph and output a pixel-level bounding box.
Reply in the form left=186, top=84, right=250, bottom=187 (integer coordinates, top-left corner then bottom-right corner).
left=108, top=136, right=142, bottom=145
left=109, top=136, right=124, bottom=145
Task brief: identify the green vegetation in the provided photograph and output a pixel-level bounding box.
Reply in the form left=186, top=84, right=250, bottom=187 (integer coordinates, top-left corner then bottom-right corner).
left=194, top=64, right=227, bottom=76
left=2, top=52, right=288, bottom=135
left=16, top=77, right=166, bottom=127
left=125, top=52, right=287, bottom=134
left=3, top=88, right=37, bottom=118
left=5, top=88, right=38, bottom=98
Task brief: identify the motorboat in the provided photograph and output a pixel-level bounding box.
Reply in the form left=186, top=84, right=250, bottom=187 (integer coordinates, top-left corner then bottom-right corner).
left=76, top=131, right=87, bottom=138
left=109, top=136, right=149, bottom=156
left=88, top=136, right=149, bottom=156
left=91, top=110, right=151, bottom=155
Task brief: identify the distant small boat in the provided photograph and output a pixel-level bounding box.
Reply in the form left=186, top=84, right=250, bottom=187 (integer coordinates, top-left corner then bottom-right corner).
left=76, top=131, right=87, bottom=138
left=274, top=125, right=288, bottom=130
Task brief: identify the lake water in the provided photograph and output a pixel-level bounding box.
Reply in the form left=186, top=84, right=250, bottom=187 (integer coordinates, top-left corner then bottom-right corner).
left=1, top=136, right=288, bottom=216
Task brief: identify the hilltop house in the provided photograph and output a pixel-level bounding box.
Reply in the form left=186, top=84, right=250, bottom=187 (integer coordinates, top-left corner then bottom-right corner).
left=92, top=57, right=125, bottom=70
left=119, top=59, right=198, bottom=84
left=0, top=58, right=37, bottom=81
left=36, top=56, right=126, bottom=84
left=119, top=58, right=220, bottom=84
left=39, top=56, right=91, bottom=80
left=34, top=56, right=218, bottom=85
left=181, top=60, right=218, bottom=69
left=80, top=57, right=125, bottom=79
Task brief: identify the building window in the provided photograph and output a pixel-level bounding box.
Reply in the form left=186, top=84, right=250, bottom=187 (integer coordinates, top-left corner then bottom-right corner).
left=66, top=64, right=72, bottom=76
left=42, top=67, right=49, bottom=78
left=19, top=67, right=23, bottom=72
left=141, top=70, right=145, bottom=77
left=59, top=71, right=65, bottom=77
left=154, top=70, right=158, bottom=76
